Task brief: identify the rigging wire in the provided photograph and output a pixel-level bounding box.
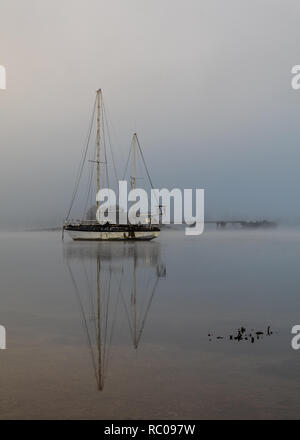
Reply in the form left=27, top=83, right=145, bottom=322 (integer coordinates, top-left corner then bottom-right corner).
left=135, top=134, right=156, bottom=191
left=78, top=92, right=119, bottom=221
left=119, top=270, right=134, bottom=342
left=102, top=266, right=112, bottom=379
left=82, top=137, right=97, bottom=220
left=135, top=134, right=159, bottom=208
left=102, top=98, right=124, bottom=167
left=103, top=101, right=119, bottom=186
left=65, top=92, right=160, bottom=225
left=65, top=95, right=97, bottom=222
left=136, top=276, right=160, bottom=347
left=101, top=101, right=110, bottom=194
left=104, top=270, right=122, bottom=375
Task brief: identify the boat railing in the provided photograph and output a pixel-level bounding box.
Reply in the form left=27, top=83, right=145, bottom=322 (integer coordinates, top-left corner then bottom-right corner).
left=64, top=220, right=99, bottom=226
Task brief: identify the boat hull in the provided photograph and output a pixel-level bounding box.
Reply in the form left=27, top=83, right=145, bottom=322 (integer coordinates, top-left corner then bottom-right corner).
left=66, top=229, right=160, bottom=241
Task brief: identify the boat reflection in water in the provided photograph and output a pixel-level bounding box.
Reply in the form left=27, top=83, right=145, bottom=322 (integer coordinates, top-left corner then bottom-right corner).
left=63, top=242, right=166, bottom=391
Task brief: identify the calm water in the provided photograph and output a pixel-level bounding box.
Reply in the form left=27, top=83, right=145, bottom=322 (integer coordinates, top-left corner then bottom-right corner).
left=0, top=227, right=300, bottom=419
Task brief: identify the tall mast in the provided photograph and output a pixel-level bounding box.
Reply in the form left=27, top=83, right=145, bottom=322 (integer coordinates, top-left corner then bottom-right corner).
left=97, top=256, right=103, bottom=390
left=133, top=253, right=137, bottom=349
left=133, top=133, right=137, bottom=191
left=97, top=89, right=102, bottom=211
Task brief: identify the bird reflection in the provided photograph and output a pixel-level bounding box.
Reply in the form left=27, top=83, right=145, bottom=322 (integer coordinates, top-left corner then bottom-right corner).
left=63, top=242, right=166, bottom=391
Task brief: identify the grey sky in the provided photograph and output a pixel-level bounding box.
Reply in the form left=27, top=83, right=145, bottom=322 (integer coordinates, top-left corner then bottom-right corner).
left=0, top=0, right=300, bottom=227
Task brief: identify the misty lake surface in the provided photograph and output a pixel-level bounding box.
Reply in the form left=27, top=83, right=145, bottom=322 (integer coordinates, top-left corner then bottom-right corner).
left=0, top=227, right=300, bottom=419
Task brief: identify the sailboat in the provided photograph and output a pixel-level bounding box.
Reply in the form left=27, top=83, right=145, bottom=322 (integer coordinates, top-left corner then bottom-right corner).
left=63, top=89, right=160, bottom=241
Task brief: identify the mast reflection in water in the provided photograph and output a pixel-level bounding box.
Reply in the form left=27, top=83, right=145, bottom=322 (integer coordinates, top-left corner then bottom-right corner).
left=63, top=242, right=166, bottom=391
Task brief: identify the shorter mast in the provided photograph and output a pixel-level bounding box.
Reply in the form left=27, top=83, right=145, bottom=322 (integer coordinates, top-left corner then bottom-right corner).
left=97, top=256, right=103, bottom=391
left=133, top=253, right=137, bottom=349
